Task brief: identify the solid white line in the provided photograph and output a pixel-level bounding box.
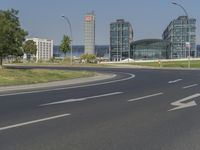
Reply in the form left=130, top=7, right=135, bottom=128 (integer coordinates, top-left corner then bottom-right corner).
left=128, top=92, right=163, bottom=102
left=182, top=84, right=198, bottom=89
left=168, top=79, right=182, bottom=84
left=0, top=113, right=70, bottom=131
left=0, top=72, right=135, bottom=97
left=40, top=92, right=123, bottom=106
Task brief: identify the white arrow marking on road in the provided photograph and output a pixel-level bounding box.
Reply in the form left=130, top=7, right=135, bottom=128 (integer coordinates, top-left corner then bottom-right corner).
left=168, top=79, right=182, bottom=84
left=168, top=93, right=200, bottom=111
left=40, top=92, right=123, bottom=106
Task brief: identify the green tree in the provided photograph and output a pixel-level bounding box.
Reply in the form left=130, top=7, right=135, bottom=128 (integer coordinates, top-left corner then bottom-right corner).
left=60, top=35, right=71, bottom=57
left=22, top=40, right=37, bottom=61
left=0, top=9, right=27, bottom=67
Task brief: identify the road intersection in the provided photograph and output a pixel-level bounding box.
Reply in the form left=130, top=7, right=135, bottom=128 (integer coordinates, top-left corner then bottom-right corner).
left=1, top=67, right=200, bottom=150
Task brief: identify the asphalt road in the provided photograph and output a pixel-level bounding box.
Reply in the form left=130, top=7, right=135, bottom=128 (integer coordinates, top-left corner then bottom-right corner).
left=1, top=67, right=200, bottom=150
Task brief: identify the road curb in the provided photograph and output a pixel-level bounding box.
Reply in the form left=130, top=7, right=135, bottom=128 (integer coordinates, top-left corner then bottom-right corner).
left=0, top=73, right=115, bottom=93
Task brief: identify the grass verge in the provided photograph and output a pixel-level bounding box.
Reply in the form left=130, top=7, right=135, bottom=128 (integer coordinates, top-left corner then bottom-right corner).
left=10, top=62, right=112, bottom=68
left=128, top=60, right=200, bottom=68
left=0, top=69, right=95, bottom=86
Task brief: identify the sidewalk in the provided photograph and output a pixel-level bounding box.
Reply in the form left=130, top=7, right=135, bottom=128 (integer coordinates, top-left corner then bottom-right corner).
left=0, top=73, right=114, bottom=93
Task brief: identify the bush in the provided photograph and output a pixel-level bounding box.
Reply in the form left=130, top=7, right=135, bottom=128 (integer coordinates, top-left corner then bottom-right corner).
left=37, top=59, right=43, bottom=63
left=80, top=54, right=96, bottom=63
left=12, top=57, right=23, bottom=63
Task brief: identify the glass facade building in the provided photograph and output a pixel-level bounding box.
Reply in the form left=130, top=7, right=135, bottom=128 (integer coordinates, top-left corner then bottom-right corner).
left=196, top=45, right=200, bottom=57
left=84, top=11, right=95, bottom=55
left=110, top=19, right=133, bottom=61
left=130, top=39, right=168, bottom=60
left=162, top=16, right=196, bottom=59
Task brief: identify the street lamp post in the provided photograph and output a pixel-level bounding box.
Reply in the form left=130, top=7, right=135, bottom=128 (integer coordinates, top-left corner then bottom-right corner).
left=62, top=15, right=73, bottom=65
left=172, top=2, right=190, bottom=68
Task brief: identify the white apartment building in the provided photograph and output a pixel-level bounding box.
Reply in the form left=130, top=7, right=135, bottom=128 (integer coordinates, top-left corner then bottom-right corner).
left=26, top=38, right=53, bottom=61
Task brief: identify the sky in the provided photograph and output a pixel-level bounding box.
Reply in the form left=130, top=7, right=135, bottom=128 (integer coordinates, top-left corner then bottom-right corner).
left=1, top=0, right=200, bottom=45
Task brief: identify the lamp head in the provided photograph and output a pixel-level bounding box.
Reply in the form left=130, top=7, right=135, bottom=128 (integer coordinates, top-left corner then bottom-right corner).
left=172, top=2, right=177, bottom=5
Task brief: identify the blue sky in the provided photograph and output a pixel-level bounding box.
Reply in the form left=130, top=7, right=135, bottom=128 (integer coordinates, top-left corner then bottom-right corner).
left=1, top=0, right=200, bottom=45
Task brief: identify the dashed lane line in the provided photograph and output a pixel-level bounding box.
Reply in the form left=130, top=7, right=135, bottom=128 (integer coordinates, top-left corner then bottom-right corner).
left=0, top=113, right=70, bottom=131
left=40, top=92, right=123, bottom=106
left=182, top=84, right=198, bottom=89
left=128, top=92, right=164, bottom=102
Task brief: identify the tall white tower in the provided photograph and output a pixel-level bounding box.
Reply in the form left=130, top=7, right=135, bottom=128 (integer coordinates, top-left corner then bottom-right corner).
left=84, top=11, right=95, bottom=55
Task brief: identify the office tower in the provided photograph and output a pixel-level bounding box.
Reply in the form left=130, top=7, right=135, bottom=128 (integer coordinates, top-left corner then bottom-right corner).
left=84, top=11, right=95, bottom=55
left=110, top=19, right=133, bottom=61
left=163, top=16, right=196, bottom=58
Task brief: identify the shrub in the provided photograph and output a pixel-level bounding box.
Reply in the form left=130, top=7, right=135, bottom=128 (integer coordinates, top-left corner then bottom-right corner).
left=80, top=54, right=96, bottom=63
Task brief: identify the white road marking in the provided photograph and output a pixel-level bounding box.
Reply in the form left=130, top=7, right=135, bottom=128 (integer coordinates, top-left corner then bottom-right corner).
left=40, top=92, right=123, bottom=106
left=168, top=79, right=182, bottom=84
left=0, top=113, right=70, bottom=131
left=0, top=73, right=135, bottom=97
left=182, top=84, right=198, bottom=89
left=168, top=93, right=200, bottom=111
left=128, top=92, right=163, bottom=102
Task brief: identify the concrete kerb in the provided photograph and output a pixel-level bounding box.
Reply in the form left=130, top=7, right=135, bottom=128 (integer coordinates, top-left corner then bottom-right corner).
left=100, top=62, right=200, bottom=70
left=107, top=64, right=200, bottom=70
left=0, top=73, right=115, bottom=93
